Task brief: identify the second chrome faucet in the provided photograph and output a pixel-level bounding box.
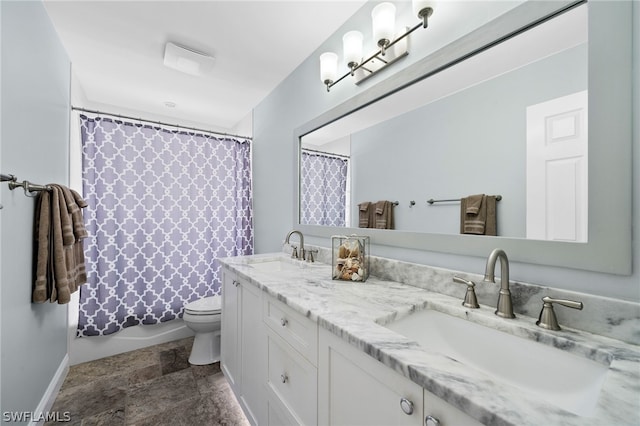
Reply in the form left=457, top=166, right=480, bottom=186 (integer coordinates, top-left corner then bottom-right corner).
left=483, top=248, right=515, bottom=319
left=284, top=230, right=317, bottom=262
left=284, top=230, right=305, bottom=260
left=456, top=248, right=583, bottom=329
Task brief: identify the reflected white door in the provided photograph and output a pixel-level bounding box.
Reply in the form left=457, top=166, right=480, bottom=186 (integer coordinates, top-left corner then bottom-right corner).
left=526, top=90, right=588, bottom=242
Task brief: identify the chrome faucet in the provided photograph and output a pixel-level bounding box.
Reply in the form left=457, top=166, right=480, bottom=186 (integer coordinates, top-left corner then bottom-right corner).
left=483, top=248, right=515, bottom=318
left=284, top=230, right=305, bottom=260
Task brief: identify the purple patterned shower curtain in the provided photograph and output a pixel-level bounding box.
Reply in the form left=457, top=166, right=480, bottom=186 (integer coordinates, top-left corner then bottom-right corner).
left=300, top=149, right=348, bottom=227
left=78, top=115, right=253, bottom=337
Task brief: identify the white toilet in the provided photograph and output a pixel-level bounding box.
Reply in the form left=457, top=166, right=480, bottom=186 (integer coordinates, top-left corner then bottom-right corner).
left=183, top=295, right=222, bottom=365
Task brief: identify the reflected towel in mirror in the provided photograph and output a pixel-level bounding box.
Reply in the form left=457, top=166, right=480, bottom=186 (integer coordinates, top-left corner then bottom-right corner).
left=461, top=194, right=497, bottom=236
left=375, top=200, right=394, bottom=230
left=358, top=201, right=372, bottom=227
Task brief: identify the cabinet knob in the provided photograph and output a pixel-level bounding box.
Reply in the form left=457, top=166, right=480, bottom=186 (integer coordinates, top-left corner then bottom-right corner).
left=280, top=318, right=288, bottom=327
left=425, top=415, right=441, bottom=426
left=280, top=373, right=288, bottom=384
left=400, top=398, right=414, bottom=415
left=233, top=280, right=240, bottom=287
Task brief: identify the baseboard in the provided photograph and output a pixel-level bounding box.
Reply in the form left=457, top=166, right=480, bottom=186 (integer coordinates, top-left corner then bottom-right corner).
left=29, top=354, right=69, bottom=426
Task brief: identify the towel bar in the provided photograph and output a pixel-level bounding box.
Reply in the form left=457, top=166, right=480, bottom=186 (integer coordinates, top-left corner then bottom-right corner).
left=1, top=173, right=17, bottom=183
left=427, top=195, right=502, bottom=205
left=2, top=174, right=52, bottom=198
left=9, top=180, right=52, bottom=196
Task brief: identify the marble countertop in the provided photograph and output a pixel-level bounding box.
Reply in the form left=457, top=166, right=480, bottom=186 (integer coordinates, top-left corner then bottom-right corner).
left=219, top=253, right=640, bottom=426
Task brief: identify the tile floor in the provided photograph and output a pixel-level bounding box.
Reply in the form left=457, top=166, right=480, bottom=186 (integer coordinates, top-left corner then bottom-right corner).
left=46, top=337, right=250, bottom=426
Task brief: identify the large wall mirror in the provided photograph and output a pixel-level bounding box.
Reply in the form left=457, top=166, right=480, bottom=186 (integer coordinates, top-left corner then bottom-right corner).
left=295, top=0, right=632, bottom=275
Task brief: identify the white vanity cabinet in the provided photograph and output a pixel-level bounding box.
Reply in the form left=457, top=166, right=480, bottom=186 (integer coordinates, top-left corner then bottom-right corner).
left=221, top=271, right=240, bottom=388
left=263, top=295, right=318, bottom=426
left=221, top=266, right=483, bottom=426
left=318, top=328, right=423, bottom=426
left=318, top=328, right=483, bottom=426
left=221, top=271, right=266, bottom=425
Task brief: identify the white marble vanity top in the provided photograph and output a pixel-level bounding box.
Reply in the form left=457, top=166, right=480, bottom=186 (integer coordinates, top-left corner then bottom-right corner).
left=219, top=253, right=640, bottom=426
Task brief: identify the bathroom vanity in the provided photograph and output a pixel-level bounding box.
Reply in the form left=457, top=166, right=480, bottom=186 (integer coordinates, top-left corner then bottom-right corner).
left=219, top=253, right=640, bottom=426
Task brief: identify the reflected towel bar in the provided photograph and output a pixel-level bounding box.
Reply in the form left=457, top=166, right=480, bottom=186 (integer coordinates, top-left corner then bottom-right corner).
left=427, top=195, right=502, bottom=205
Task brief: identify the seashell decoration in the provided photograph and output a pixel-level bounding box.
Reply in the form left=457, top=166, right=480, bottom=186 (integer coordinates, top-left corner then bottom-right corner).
left=332, top=235, right=369, bottom=282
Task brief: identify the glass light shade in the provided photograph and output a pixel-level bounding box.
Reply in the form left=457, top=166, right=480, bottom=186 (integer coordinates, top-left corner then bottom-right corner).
left=412, top=0, right=434, bottom=18
left=371, top=2, right=396, bottom=45
left=343, top=31, right=364, bottom=67
left=319, top=52, right=338, bottom=84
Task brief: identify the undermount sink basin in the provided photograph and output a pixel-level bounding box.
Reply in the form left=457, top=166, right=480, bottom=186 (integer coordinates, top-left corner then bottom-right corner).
left=383, top=309, right=608, bottom=416
left=248, top=259, right=301, bottom=272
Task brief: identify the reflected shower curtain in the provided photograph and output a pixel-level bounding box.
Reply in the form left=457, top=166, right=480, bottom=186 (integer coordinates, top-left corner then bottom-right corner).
left=77, top=115, right=253, bottom=336
left=300, top=149, right=348, bottom=227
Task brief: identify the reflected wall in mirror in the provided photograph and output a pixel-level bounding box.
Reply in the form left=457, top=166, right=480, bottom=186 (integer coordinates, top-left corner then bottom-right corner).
left=300, top=4, right=588, bottom=241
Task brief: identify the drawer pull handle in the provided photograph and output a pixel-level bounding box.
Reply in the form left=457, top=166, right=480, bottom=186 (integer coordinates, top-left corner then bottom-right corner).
left=425, top=415, right=441, bottom=425
left=400, top=398, right=414, bottom=415
left=280, top=318, right=288, bottom=327
left=280, top=374, right=288, bottom=384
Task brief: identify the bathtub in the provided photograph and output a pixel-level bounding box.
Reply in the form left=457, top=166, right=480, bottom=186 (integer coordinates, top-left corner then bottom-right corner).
left=68, top=292, right=194, bottom=365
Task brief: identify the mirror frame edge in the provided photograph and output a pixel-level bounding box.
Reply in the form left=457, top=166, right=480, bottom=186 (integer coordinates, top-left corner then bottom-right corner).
left=294, top=0, right=632, bottom=275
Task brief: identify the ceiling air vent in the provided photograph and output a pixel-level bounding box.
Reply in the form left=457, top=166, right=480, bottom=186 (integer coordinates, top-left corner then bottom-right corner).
left=163, top=42, right=214, bottom=76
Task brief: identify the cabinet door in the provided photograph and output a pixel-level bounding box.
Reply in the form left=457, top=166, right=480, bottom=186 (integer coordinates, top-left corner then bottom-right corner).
left=318, top=328, right=423, bottom=426
left=221, top=271, right=240, bottom=389
left=240, top=281, right=266, bottom=426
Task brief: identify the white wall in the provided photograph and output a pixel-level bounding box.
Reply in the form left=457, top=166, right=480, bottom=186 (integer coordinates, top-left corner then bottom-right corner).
left=252, top=1, right=639, bottom=302
left=0, top=1, right=70, bottom=420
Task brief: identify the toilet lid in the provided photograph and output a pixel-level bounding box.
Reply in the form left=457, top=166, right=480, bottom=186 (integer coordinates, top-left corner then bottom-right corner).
left=184, top=296, right=221, bottom=315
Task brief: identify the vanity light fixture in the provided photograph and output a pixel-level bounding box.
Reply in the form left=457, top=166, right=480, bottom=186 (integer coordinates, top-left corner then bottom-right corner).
left=320, top=0, right=435, bottom=92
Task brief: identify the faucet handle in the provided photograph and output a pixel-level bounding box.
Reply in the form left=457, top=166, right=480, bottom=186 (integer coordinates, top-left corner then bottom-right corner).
left=452, top=276, right=480, bottom=309
left=536, top=296, right=583, bottom=331
left=306, top=249, right=318, bottom=263
left=290, top=245, right=298, bottom=259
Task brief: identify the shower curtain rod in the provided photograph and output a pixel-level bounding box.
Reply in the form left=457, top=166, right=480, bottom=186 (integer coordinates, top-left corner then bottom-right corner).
left=71, top=106, right=252, bottom=141
left=301, top=147, right=350, bottom=159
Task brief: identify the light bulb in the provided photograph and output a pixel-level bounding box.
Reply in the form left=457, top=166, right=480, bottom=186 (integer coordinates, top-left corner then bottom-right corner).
left=343, top=31, right=364, bottom=71
left=372, top=2, right=396, bottom=49
left=320, top=52, right=338, bottom=86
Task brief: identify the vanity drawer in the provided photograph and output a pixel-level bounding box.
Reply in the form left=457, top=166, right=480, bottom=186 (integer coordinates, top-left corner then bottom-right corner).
left=267, top=391, right=298, bottom=426
left=266, top=329, right=318, bottom=426
left=263, top=295, right=318, bottom=365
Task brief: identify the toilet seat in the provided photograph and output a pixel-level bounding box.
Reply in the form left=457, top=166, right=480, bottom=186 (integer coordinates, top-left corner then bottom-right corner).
left=184, top=295, right=221, bottom=316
